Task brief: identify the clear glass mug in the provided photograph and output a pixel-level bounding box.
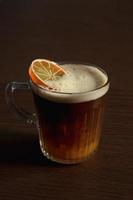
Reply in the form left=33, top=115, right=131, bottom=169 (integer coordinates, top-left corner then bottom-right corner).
left=6, top=62, right=109, bottom=164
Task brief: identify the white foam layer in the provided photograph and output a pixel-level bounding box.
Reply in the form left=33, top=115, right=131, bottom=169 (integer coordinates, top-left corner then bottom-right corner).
left=31, top=64, right=109, bottom=103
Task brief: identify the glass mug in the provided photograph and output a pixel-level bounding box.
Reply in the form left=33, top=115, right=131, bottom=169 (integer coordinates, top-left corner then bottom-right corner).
left=6, top=62, right=109, bottom=164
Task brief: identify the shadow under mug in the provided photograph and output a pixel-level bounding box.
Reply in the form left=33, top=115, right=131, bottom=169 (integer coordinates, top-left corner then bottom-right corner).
left=5, top=63, right=109, bottom=164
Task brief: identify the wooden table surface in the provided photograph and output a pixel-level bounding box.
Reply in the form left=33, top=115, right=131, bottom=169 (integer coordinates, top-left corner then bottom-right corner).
left=0, top=0, right=133, bottom=199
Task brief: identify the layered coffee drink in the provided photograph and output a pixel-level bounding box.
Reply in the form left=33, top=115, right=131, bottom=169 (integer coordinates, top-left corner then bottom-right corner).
left=31, top=63, right=109, bottom=164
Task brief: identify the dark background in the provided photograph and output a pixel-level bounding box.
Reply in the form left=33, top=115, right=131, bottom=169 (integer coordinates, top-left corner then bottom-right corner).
left=0, top=0, right=133, bottom=200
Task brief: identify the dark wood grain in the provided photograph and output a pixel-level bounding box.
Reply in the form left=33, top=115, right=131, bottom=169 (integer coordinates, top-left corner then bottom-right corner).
left=0, top=0, right=133, bottom=200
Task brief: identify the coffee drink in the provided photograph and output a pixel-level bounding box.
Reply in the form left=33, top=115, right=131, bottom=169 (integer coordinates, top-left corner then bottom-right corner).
left=31, top=63, right=109, bottom=163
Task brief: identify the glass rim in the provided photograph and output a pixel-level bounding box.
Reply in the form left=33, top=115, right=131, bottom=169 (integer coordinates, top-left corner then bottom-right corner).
left=29, top=61, right=110, bottom=95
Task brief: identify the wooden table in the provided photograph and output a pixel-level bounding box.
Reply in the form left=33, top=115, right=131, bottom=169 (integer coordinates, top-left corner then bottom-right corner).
left=0, top=1, right=133, bottom=199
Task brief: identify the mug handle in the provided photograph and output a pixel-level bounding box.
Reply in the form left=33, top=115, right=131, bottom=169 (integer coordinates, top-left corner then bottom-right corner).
left=5, top=81, right=36, bottom=126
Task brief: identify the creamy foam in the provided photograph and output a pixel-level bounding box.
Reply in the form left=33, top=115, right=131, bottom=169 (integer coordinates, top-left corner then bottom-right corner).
left=31, top=64, right=109, bottom=103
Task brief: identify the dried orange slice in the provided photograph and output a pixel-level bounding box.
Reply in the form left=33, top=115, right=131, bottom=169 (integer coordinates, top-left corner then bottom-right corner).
left=29, top=59, right=66, bottom=88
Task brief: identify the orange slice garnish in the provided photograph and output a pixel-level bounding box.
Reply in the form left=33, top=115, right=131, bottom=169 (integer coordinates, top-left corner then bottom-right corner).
left=29, top=59, right=66, bottom=88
